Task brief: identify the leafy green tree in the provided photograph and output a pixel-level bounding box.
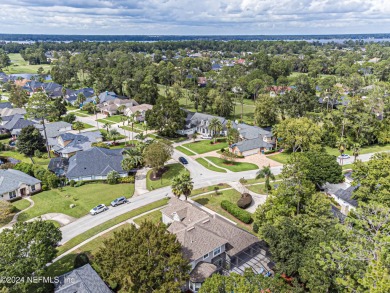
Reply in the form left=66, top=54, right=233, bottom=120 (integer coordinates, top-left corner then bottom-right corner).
left=95, top=221, right=190, bottom=292
left=72, top=121, right=85, bottom=133
left=352, top=152, right=390, bottom=205
left=274, top=117, right=322, bottom=152
left=53, top=98, right=67, bottom=120
left=0, top=221, right=61, bottom=293
left=171, top=171, right=193, bottom=200
left=145, top=95, right=185, bottom=137
left=0, top=201, right=13, bottom=224
left=254, top=94, right=278, bottom=127
left=200, top=270, right=303, bottom=293
left=16, top=125, right=45, bottom=156
left=26, top=92, right=56, bottom=157
left=63, top=113, right=76, bottom=124
left=8, top=84, right=29, bottom=108
left=0, top=49, right=10, bottom=69
left=76, top=93, right=86, bottom=106
left=143, top=140, right=173, bottom=178
left=227, top=128, right=240, bottom=145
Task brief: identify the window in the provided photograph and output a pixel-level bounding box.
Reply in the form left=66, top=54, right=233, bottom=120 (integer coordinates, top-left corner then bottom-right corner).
left=213, top=246, right=221, bottom=256
left=203, top=253, right=209, bottom=260
left=31, top=185, right=36, bottom=192
left=8, top=191, right=17, bottom=199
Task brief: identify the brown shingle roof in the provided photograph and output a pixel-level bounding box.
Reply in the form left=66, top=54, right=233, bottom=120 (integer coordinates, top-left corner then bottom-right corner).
left=190, top=262, right=217, bottom=282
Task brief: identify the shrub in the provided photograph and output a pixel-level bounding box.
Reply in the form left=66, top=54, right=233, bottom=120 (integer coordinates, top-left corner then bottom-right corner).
left=0, top=162, right=15, bottom=170
left=253, top=222, right=259, bottom=233
left=42, top=184, right=48, bottom=191
left=34, top=149, right=42, bottom=158
left=220, top=148, right=225, bottom=153
left=264, top=149, right=276, bottom=155
left=119, top=176, right=135, bottom=184
left=74, top=253, right=89, bottom=269
left=107, top=171, right=120, bottom=184
left=237, top=193, right=253, bottom=209
left=69, top=180, right=76, bottom=187
left=41, top=153, right=48, bottom=159
left=63, top=113, right=76, bottom=124
left=239, top=178, right=247, bottom=184
left=0, top=133, right=11, bottom=140
left=74, top=181, right=85, bottom=187
left=220, top=200, right=252, bottom=224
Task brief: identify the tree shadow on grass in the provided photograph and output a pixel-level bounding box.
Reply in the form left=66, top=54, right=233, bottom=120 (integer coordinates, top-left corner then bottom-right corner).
left=195, top=198, right=209, bottom=205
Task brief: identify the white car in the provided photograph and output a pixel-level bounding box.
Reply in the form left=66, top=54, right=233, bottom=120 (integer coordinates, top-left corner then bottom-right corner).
left=201, top=134, right=212, bottom=139
left=90, top=204, right=108, bottom=215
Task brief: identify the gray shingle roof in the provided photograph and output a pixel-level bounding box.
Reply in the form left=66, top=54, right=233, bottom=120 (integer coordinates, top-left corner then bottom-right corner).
left=0, top=102, right=12, bottom=109
left=1, top=115, right=35, bottom=131
left=54, top=264, right=112, bottom=293
left=35, top=121, right=72, bottom=138
left=66, top=147, right=126, bottom=179
left=0, top=169, right=41, bottom=194
left=236, top=124, right=272, bottom=140
left=334, top=185, right=359, bottom=207
left=51, top=131, right=102, bottom=154
left=232, top=137, right=273, bottom=152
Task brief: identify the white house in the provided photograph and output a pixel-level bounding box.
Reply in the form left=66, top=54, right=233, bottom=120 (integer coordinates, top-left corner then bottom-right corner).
left=0, top=169, right=41, bottom=201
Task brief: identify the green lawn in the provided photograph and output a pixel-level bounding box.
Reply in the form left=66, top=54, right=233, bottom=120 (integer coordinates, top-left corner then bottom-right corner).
left=182, top=139, right=228, bottom=154
left=82, top=122, right=95, bottom=129
left=103, top=115, right=125, bottom=123
left=18, top=183, right=135, bottom=222
left=205, top=156, right=259, bottom=172
left=4, top=53, right=52, bottom=74
left=270, top=144, right=390, bottom=165
left=146, top=163, right=187, bottom=191
left=195, top=157, right=227, bottom=173
left=194, top=189, right=253, bottom=232
left=245, top=183, right=269, bottom=194
left=191, top=183, right=231, bottom=196
left=175, top=146, right=197, bottom=156
left=133, top=210, right=162, bottom=225
left=99, top=129, right=126, bottom=140
left=55, top=199, right=168, bottom=257
left=97, top=118, right=115, bottom=125
left=12, top=198, right=31, bottom=212
left=73, top=111, right=90, bottom=117
left=0, top=151, right=51, bottom=167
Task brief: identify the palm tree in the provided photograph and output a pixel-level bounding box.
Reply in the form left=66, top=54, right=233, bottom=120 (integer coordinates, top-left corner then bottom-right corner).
left=121, top=148, right=143, bottom=171
left=72, top=121, right=85, bottom=133
left=128, top=114, right=135, bottom=142
left=209, top=118, right=222, bottom=143
left=117, top=105, right=126, bottom=114
left=103, top=123, right=111, bottom=133
left=171, top=172, right=194, bottom=200
left=76, top=93, right=86, bottom=107
left=336, top=138, right=348, bottom=163
left=226, top=119, right=232, bottom=130
left=352, top=143, right=361, bottom=162
left=108, top=129, right=121, bottom=144
left=256, top=165, right=275, bottom=194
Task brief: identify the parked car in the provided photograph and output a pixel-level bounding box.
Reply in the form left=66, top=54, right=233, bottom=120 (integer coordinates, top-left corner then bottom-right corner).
left=179, top=156, right=188, bottom=164
left=111, top=196, right=129, bottom=207
left=201, top=134, right=212, bottom=139
left=90, top=204, right=108, bottom=215
left=338, top=154, right=350, bottom=159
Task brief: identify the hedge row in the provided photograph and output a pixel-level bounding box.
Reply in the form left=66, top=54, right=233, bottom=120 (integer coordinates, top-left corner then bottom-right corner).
left=220, top=200, right=252, bottom=224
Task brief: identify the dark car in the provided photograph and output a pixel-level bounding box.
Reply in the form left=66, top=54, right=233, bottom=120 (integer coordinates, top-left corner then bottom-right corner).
left=111, top=196, right=129, bottom=207
left=179, top=156, right=188, bottom=164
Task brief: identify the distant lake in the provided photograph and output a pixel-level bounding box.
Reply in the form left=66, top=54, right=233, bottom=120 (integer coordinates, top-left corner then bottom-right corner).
left=9, top=73, right=52, bottom=81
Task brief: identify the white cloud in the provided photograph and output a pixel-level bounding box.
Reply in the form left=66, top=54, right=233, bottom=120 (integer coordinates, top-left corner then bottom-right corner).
left=0, top=0, right=389, bottom=34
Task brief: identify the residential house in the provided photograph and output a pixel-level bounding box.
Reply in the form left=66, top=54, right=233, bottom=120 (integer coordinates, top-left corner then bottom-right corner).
left=0, top=169, right=41, bottom=201
left=0, top=107, right=26, bottom=118
left=197, top=77, right=207, bottom=87
left=65, top=147, right=128, bottom=181
left=35, top=121, right=72, bottom=141
left=124, top=104, right=153, bottom=122
left=325, top=179, right=358, bottom=215
left=50, top=131, right=103, bottom=158
left=48, top=157, right=69, bottom=177
left=0, top=102, right=12, bottom=109
left=0, top=114, right=35, bottom=138
left=54, top=264, right=112, bottom=293
left=161, top=198, right=274, bottom=292
left=65, top=88, right=94, bottom=106
left=230, top=137, right=273, bottom=156
left=99, top=98, right=138, bottom=116
left=267, top=86, right=292, bottom=97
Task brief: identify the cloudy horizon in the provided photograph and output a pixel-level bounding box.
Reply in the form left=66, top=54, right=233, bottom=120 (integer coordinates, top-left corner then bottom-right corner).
left=0, top=0, right=389, bottom=35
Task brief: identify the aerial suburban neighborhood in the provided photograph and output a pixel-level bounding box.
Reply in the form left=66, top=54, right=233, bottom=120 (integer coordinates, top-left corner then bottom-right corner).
left=0, top=3, right=390, bottom=293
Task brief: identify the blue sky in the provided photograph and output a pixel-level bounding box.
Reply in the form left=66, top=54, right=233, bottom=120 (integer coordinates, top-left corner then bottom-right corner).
left=0, top=0, right=389, bottom=35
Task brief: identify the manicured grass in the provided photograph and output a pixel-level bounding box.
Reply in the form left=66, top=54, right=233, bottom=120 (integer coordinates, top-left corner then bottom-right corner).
left=54, top=198, right=169, bottom=257
left=11, top=198, right=31, bottom=212
left=146, top=163, right=187, bottom=191
left=175, top=146, right=197, bottom=156
left=0, top=151, right=51, bottom=167
left=45, top=220, right=61, bottom=228
left=182, top=139, right=228, bottom=154
left=4, top=53, right=52, bottom=74
left=99, top=129, right=126, bottom=140
left=245, top=183, right=269, bottom=194
left=81, top=122, right=95, bottom=129
left=97, top=118, right=115, bottom=125
left=120, top=125, right=141, bottom=133
left=194, top=189, right=253, bottom=232
left=73, top=111, right=90, bottom=117
left=243, top=175, right=282, bottom=185
left=205, top=156, right=259, bottom=172
left=47, top=223, right=132, bottom=277
left=133, top=210, right=162, bottom=225
left=191, top=183, right=231, bottom=196
left=270, top=144, right=390, bottom=165
left=103, top=115, right=125, bottom=123
left=18, top=183, right=135, bottom=222
left=195, top=157, right=227, bottom=173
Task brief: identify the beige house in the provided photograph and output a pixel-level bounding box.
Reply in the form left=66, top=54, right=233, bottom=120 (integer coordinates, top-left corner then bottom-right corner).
left=161, top=198, right=274, bottom=292
left=124, top=104, right=153, bottom=122
left=99, top=98, right=138, bottom=116
left=0, top=169, right=41, bottom=201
